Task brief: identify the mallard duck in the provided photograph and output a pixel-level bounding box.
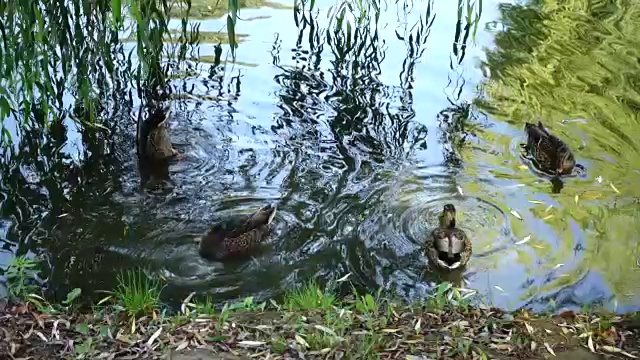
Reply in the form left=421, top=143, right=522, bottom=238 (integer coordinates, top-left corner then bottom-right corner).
left=523, top=121, right=575, bottom=176
left=198, top=204, right=277, bottom=261
left=146, top=117, right=181, bottom=161
left=137, top=103, right=181, bottom=162
left=425, top=204, right=472, bottom=270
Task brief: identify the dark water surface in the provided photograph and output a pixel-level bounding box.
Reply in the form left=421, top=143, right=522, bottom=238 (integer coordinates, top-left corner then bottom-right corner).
left=1, top=0, right=639, bottom=314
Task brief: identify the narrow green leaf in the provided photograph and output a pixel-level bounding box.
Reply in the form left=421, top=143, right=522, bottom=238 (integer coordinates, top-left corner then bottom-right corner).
left=112, top=0, right=121, bottom=27
left=226, top=14, right=237, bottom=59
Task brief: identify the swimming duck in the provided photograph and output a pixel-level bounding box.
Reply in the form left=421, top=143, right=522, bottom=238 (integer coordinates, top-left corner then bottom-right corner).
left=137, top=103, right=181, bottom=162
left=146, top=116, right=180, bottom=161
left=198, top=204, right=277, bottom=261
left=425, top=204, right=472, bottom=270
left=523, top=121, right=575, bottom=176
left=136, top=103, right=182, bottom=192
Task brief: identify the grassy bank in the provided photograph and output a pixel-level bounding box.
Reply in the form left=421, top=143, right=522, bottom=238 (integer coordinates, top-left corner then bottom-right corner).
left=1, top=264, right=639, bottom=359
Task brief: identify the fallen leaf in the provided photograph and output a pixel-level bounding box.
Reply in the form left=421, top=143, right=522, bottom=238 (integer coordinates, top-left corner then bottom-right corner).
left=238, top=341, right=266, bottom=347
left=457, top=185, right=464, bottom=195
left=524, top=322, right=534, bottom=334
left=382, top=329, right=401, bottom=333
left=574, top=195, right=579, bottom=204
left=404, top=339, right=424, bottom=344
left=588, top=335, right=595, bottom=353
left=620, top=352, right=640, bottom=359
left=528, top=200, right=545, bottom=204
left=147, top=327, right=162, bottom=346
left=34, top=331, right=48, bottom=342
left=181, top=292, right=196, bottom=315
left=515, top=235, right=531, bottom=245
left=595, top=176, right=602, bottom=184
left=602, top=345, right=637, bottom=357
left=543, top=214, right=554, bottom=220
left=414, top=317, right=422, bottom=332
left=406, top=356, right=425, bottom=360
left=609, top=183, right=620, bottom=194
left=531, top=341, right=537, bottom=352
left=554, top=263, right=564, bottom=270
left=510, top=209, right=523, bottom=220
left=544, top=205, right=554, bottom=213
left=295, top=334, right=309, bottom=348
left=544, top=342, right=556, bottom=356
left=494, top=286, right=505, bottom=292
left=314, top=325, right=337, bottom=336
left=116, top=334, right=133, bottom=344
left=489, top=343, right=513, bottom=351
left=176, top=340, right=189, bottom=351
left=97, top=296, right=111, bottom=306
left=336, top=273, right=351, bottom=282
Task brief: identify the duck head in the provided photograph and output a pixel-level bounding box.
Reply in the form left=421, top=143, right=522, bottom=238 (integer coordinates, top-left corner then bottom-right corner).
left=558, top=151, right=576, bottom=175
left=439, top=203, right=457, bottom=229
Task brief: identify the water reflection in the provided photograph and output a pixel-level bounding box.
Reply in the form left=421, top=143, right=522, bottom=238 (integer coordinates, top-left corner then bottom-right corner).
left=0, top=0, right=639, bottom=315
left=474, top=0, right=640, bottom=312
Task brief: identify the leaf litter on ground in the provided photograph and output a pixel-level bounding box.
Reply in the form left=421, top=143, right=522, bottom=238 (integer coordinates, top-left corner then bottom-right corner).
left=0, top=291, right=639, bottom=360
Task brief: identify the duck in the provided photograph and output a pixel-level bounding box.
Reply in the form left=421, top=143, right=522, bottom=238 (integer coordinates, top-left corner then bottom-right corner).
left=146, top=116, right=181, bottom=161
left=198, top=204, right=277, bottom=261
left=425, top=204, right=472, bottom=270
left=523, top=121, right=575, bottom=176
left=137, top=103, right=181, bottom=162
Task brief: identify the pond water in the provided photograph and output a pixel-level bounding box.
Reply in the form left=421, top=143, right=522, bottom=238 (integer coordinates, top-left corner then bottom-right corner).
left=1, top=0, right=639, bottom=314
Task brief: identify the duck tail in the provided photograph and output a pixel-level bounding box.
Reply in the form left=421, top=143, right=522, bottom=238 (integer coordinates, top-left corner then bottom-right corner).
left=537, top=121, right=553, bottom=136
left=266, top=203, right=278, bottom=225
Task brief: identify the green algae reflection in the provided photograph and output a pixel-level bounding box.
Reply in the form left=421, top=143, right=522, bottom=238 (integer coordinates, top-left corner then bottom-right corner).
left=121, top=30, right=248, bottom=44
left=472, top=0, right=640, bottom=308
left=169, top=0, right=291, bottom=20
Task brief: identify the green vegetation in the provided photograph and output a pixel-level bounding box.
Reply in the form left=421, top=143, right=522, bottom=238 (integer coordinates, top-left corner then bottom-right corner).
left=168, top=0, right=292, bottom=19
left=120, top=30, right=250, bottom=44
left=1, top=256, right=638, bottom=359
left=0, top=0, right=483, bottom=139
left=113, top=269, right=164, bottom=317
left=469, top=0, right=640, bottom=306
left=4, top=256, right=41, bottom=301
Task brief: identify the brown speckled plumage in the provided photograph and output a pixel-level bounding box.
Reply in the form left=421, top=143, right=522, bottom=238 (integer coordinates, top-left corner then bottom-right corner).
left=199, top=204, right=277, bottom=260
left=425, top=204, right=472, bottom=270
left=524, top=121, right=575, bottom=176
left=137, top=103, right=180, bottom=162
left=147, top=119, right=179, bottom=161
